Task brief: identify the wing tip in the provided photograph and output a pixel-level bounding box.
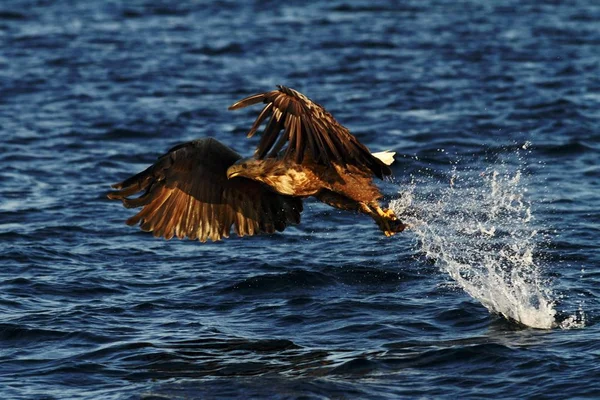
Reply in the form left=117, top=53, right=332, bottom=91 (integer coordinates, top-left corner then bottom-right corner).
left=107, top=191, right=120, bottom=200
left=228, top=93, right=267, bottom=111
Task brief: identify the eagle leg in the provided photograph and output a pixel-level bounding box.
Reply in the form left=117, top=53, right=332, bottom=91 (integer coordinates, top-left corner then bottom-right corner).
left=316, top=190, right=407, bottom=236
left=361, top=203, right=407, bottom=237
left=315, top=190, right=361, bottom=212
left=375, top=206, right=398, bottom=221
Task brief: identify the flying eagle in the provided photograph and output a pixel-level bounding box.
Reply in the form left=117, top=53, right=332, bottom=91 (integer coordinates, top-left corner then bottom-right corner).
left=107, top=85, right=406, bottom=242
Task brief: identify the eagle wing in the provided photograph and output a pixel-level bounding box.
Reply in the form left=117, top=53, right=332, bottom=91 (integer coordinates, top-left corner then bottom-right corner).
left=107, top=138, right=302, bottom=242
left=229, top=85, right=391, bottom=179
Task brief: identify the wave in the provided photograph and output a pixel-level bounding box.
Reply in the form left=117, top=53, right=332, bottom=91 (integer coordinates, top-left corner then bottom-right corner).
left=222, top=265, right=416, bottom=295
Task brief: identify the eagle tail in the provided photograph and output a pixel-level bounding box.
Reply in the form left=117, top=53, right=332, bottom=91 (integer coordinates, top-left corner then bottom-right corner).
left=371, top=151, right=395, bottom=166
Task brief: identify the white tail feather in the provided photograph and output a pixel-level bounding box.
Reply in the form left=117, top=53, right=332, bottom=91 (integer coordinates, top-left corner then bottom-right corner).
left=372, top=151, right=395, bottom=166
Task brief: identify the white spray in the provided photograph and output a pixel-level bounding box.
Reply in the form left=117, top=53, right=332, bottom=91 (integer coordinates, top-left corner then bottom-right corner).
left=390, top=156, right=559, bottom=329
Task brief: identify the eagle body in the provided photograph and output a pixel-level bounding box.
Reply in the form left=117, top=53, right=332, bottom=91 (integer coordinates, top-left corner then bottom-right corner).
left=108, top=86, right=406, bottom=242
left=228, top=157, right=383, bottom=207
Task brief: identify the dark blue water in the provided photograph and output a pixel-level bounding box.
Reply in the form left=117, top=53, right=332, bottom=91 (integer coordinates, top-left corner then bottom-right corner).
left=1, top=0, right=599, bottom=398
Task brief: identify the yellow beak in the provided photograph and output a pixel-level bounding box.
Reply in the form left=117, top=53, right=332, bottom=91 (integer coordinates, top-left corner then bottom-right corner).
left=226, top=166, right=242, bottom=179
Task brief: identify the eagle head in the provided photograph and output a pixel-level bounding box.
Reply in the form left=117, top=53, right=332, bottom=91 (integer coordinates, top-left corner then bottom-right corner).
left=226, top=159, right=266, bottom=180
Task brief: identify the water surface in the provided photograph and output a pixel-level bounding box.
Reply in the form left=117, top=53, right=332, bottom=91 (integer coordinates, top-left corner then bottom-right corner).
left=1, top=0, right=599, bottom=398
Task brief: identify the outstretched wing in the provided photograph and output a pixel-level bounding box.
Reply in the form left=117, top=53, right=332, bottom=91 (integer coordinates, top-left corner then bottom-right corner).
left=229, top=85, right=391, bottom=179
left=107, top=138, right=302, bottom=242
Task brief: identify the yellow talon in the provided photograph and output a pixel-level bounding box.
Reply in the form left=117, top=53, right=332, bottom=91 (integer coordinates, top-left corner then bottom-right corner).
left=369, top=204, right=406, bottom=237
left=383, top=209, right=397, bottom=220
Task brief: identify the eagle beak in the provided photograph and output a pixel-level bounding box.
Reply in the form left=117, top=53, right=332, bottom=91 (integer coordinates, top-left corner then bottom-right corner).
left=226, top=166, right=241, bottom=179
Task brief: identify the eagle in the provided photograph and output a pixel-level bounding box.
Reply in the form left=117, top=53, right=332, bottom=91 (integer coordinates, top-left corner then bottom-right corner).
left=107, top=85, right=406, bottom=242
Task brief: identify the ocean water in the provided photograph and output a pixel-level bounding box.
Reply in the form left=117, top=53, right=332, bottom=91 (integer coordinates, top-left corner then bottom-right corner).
left=1, top=0, right=599, bottom=398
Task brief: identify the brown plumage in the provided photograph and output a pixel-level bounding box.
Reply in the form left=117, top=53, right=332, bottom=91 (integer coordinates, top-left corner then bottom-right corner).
left=229, top=85, right=391, bottom=179
left=107, top=138, right=302, bottom=242
left=108, top=86, right=406, bottom=242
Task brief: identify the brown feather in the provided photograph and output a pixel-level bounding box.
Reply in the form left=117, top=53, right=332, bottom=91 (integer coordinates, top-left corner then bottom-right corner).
left=294, top=116, right=304, bottom=163
left=300, top=115, right=317, bottom=161
left=228, top=93, right=266, bottom=110
left=247, top=103, right=273, bottom=138
left=121, top=190, right=153, bottom=209
left=268, top=125, right=290, bottom=158
left=256, top=115, right=282, bottom=159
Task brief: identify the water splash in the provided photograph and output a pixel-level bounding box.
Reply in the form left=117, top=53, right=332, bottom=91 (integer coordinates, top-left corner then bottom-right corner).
left=391, top=159, right=558, bottom=329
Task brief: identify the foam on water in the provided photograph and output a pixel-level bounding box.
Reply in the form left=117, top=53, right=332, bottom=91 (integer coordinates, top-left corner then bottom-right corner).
left=391, top=153, right=561, bottom=329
